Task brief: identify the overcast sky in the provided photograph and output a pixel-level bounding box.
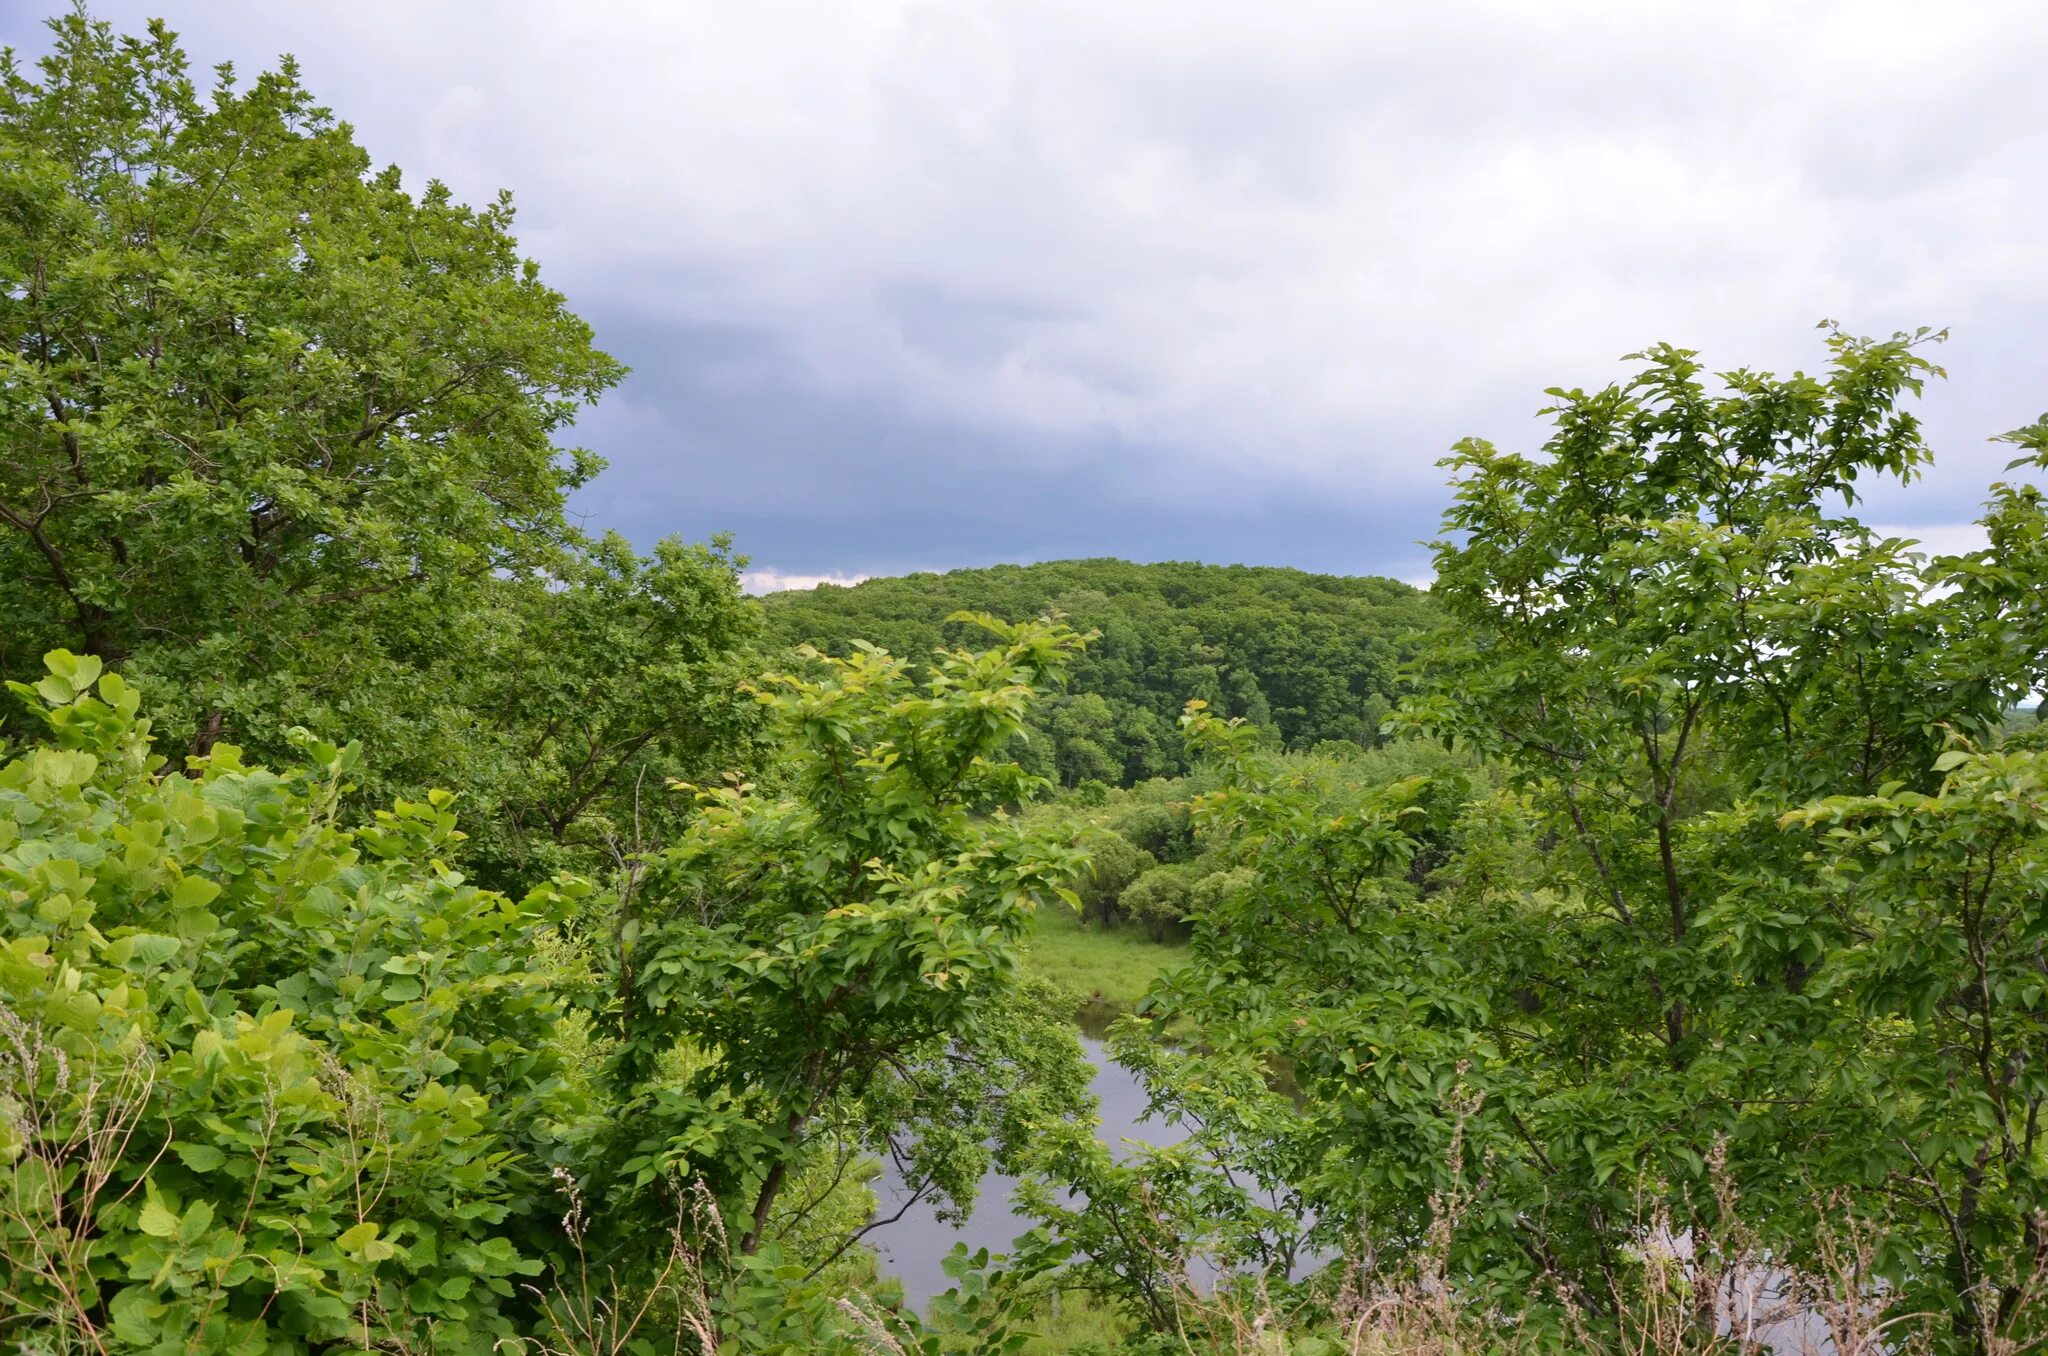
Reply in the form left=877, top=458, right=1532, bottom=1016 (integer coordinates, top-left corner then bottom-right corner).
left=7, top=2, right=2045, bottom=589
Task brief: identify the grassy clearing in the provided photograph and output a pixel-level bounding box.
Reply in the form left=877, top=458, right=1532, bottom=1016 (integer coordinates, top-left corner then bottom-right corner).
left=1022, top=902, right=1186, bottom=1010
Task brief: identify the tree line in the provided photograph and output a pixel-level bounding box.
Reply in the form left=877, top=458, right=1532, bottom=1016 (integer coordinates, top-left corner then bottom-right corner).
left=760, top=557, right=1436, bottom=787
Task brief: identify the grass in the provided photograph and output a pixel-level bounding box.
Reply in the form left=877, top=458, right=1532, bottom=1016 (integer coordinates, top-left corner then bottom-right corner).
left=1021, top=903, right=1186, bottom=1011
left=1016, top=1288, right=1132, bottom=1354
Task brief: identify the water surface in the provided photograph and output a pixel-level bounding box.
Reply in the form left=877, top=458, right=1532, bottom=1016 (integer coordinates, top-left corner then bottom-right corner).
left=869, top=1034, right=1177, bottom=1305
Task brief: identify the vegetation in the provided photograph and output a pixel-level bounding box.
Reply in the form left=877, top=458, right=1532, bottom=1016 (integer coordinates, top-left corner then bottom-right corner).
left=0, top=12, right=764, bottom=891
left=1, top=654, right=592, bottom=1351
left=1048, top=330, right=2048, bottom=1353
left=1022, top=894, right=1184, bottom=1013
left=760, top=559, right=1438, bottom=786
left=606, top=616, right=1098, bottom=1262
left=4, top=11, right=2048, bottom=1356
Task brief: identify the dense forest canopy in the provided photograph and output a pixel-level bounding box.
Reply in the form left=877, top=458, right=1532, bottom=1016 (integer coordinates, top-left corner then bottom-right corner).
left=5, top=12, right=2048, bottom=1356
left=761, top=559, right=1438, bottom=785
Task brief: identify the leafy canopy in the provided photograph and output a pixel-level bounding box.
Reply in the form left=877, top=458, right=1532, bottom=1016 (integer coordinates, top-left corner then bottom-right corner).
left=0, top=10, right=621, bottom=766
left=760, top=559, right=1436, bottom=785
left=607, top=614, right=1098, bottom=1261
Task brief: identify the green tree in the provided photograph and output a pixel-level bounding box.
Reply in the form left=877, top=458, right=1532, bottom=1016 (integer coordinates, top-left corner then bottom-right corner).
left=606, top=615, right=1098, bottom=1265
left=1118, top=863, right=1195, bottom=942
left=1109, top=799, right=1196, bottom=864
left=1086, top=331, right=2048, bottom=1350
left=0, top=646, right=1078, bottom=1355
left=445, top=531, right=766, bottom=886
left=1402, top=327, right=2038, bottom=1331
left=1045, top=690, right=1122, bottom=788
left=1074, top=829, right=1154, bottom=926
left=0, top=12, right=622, bottom=769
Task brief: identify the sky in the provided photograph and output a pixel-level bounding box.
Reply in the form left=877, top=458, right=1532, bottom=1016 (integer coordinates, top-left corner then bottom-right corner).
left=6, top=1, right=2045, bottom=591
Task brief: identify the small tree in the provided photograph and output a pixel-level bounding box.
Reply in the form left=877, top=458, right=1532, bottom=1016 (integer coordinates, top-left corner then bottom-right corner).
left=607, top=615, right=1098, bottom=1258
left=1075, top=830, right=1154, bottom=926
left=1119, top=864, right=1196, bottom=942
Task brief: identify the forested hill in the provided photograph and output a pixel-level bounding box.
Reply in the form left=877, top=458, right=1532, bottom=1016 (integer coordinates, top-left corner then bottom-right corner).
left=759, top=559, right=1439, bottom=785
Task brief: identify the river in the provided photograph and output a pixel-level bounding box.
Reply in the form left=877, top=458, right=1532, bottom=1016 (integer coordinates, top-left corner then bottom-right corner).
left=868, top=1032, right=1179, bottom=1306
left=865, top=1041, right=1826, bottom=1354
left=867, top=1038, right=1831, bottom=1354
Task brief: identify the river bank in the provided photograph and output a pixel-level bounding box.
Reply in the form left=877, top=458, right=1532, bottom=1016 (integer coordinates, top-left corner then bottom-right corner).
left=1019, top=899, right=1187, bottom=1011
left=861, top=911, right=1186, bottom=1307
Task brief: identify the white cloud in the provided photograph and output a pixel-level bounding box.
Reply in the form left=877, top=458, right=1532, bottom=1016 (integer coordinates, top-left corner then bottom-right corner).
left=1869, top=522, right=1992, bottom=558
left=740, top=569, right=872, bottom=596
left=51, top=0, right=2048, bottom=511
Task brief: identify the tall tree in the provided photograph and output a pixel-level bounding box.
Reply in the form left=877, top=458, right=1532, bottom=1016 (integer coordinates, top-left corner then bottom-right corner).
left=0, top=12, right=622, bottom=762
left=1083, top=330, right=2048, bottom=1351
left=1406, top=327, right=2047, bottom=1341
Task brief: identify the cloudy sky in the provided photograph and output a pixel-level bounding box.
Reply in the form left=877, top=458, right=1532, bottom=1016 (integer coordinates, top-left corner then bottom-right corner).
left=6, top=2, right=2045, bottom=589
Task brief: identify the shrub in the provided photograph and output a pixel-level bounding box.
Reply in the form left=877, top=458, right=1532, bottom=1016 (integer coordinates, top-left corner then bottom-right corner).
left=1111, top=802, right=1196, bottom=864
left=1076, top=832, right=1156, bottom=926
left=0, top=652, right=590, bottom=1352
left=1119, top=866, right=1197, bottom=942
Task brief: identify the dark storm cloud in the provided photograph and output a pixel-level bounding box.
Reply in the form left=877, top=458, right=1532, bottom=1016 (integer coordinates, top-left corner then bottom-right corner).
left=5, top=0, right=2045, bottom=586
left=565, top=310, right=1445, bottom=581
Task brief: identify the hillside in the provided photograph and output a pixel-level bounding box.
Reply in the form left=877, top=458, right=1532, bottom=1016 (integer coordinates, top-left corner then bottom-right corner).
left=758, top=558, right=1439, bottom=785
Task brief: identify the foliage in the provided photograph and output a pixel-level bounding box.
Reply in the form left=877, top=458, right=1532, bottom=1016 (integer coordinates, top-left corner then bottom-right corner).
left=431, top=532, right=767, bottom=888
left=14, top=11, right=2048, bottom=1351
left=759, top=560, right=1437, bottom=786
left=1074, top=833, right=1156, bottom=927
left=0, top=634, right=1107, bottom=1354
left=1116, top=866, right=1196, bottom=944
left=0, top=13, right=769, bottom=890
left=1018, top=902, right=1185, bottom=1015
left=1061, top=331, right=2048, bottom=1353
left=1777, top=740, right=2048, bottom=1336
left=0, top=651, right=589, bottom=1352
left=1405, top=328, right=2048, bottom=1345
left=0, top=12, right=621, bottom=754
left=1107, top=800, right=1198, bottom=866
left=603, top=615, right=1101, bottom=1270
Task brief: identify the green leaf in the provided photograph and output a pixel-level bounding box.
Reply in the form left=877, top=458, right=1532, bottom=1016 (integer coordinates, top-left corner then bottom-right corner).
left=137, top=1189, right=178, bottom=1239
left=177, top=1197, right=215, bottom=1244
left=336, top=1221, right=381, bottom=1253
left=170, top=876, right=223, bottom=911
left=106, top=934, right=183, bottom=969
left=173, top=1144, right=226, bottom=1173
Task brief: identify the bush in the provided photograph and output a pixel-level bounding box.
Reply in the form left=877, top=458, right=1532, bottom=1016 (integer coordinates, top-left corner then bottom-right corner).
left=1118, top=865, right=1197, bottom=942
left=1110, top=802, right=1196, bottom=864
left=1187, top=866, right=1255, bottom=918
left=1075, top=832, right=1156, bottom=926
left=0, top=652, right=590, bottom=1352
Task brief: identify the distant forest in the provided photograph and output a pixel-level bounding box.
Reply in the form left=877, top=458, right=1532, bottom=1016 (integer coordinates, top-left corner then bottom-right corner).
left=760, top=559, right=1439, bottom=785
